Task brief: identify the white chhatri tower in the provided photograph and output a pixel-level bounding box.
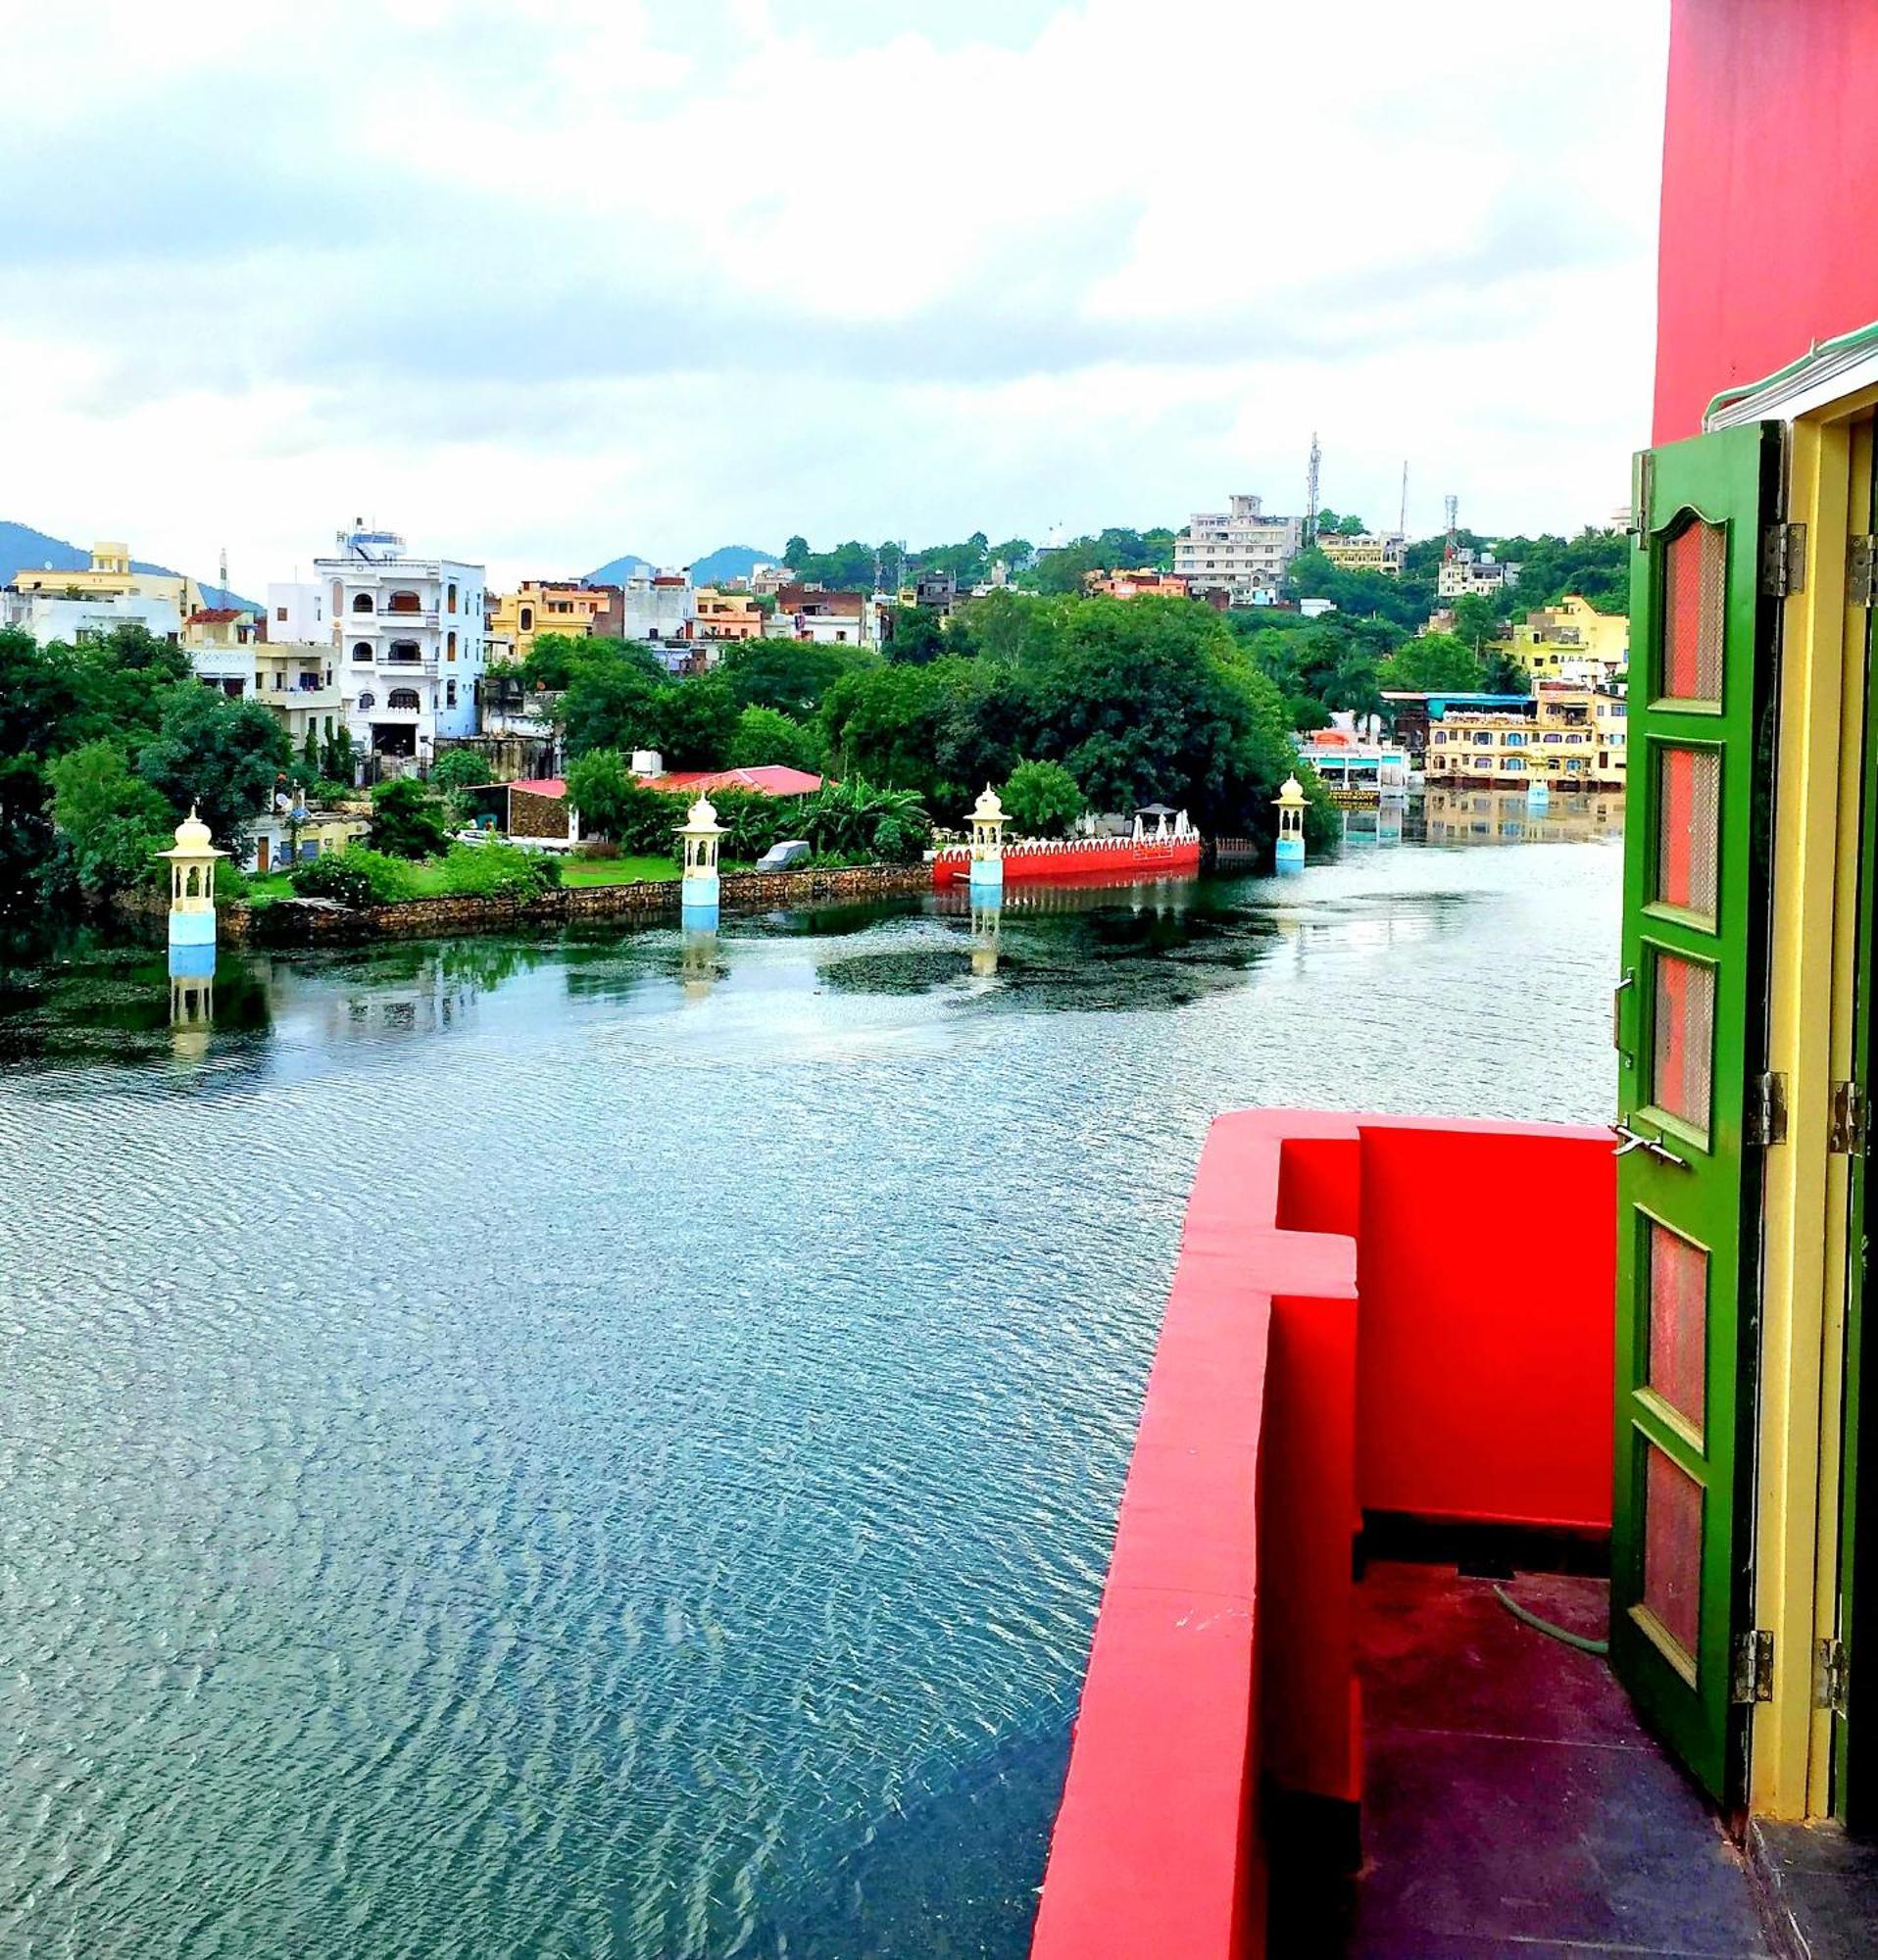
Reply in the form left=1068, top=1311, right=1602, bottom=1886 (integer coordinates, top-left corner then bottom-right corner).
left=968, top=785, right=1007, bottom=894
left=677, top=794, right=724, bottom=921
left=1273, top=774, right=1307, bottom=871
left=160, top=807, right=227, bottom=949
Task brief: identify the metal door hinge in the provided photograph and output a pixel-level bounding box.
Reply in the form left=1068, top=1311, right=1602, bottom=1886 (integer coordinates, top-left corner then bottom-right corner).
left=1733, top=1629, right=1776, bottom=1705
left=1761, top=521, right=1807, bottom=598
left=1816, top=1638, right=1851, bottom=1716
left=1632, top=452, right=1655, bottom=542
left=1830, top=1081, right=1868, bottom=1156
left=1748, top=1071, right=1790, bottom=1148
left=1850, top=534, right=1877, bottom=606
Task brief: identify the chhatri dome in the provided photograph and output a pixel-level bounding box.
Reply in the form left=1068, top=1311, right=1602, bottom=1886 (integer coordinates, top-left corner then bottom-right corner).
left=972, top=785, right=1006, bottom=822
left=171, top=806, right=215, bottom=852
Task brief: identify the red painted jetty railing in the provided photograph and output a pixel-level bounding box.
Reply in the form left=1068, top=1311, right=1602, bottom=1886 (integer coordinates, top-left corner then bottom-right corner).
left=1030, top=1110, right=1614, bottom=1960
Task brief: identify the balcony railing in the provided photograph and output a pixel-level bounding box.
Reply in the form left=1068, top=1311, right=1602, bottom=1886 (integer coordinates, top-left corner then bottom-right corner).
left=1030, top=1109, right=1615, bottom=1959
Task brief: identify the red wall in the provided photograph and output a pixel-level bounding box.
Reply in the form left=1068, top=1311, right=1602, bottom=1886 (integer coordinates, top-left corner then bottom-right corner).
left=1354, top=1120, right=1615, bottom=1533
left=1656, top=0, right=1878, bottom=441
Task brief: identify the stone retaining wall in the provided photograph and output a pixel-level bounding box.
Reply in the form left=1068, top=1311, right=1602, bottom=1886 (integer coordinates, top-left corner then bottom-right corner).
left=244, top=861, right=931, bottom=944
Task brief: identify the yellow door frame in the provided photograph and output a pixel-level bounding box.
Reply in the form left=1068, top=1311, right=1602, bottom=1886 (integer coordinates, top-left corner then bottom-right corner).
left=1751, top=391, right=1876, bottom=1819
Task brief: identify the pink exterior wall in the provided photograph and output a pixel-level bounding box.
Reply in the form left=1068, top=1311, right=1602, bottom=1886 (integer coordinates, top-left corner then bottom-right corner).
left=1656, top=0, right=1878, bottom=441
left=1032, top=1110, right=1615, bottom=1959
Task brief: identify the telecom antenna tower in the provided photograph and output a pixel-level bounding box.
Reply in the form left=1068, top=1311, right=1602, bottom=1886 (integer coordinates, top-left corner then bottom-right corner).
left=1305, top=431, right=1322, bottom=546
left=1398, top=463, right=1408, bottom=539
left=1444, top=493, right=1459, bottom=562
left=219, top=546, right=228, bottom=603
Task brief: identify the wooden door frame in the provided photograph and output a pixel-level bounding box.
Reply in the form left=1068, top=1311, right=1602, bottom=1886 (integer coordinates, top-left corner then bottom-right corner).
left=1749, top=393, right=1877, bottom=1820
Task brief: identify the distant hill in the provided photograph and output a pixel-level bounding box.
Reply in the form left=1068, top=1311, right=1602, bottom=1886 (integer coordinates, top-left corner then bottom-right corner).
left=689, top=544, right=780, bottom=585
left=583, top=545, right=780, bottom=587
left=0, top=520, right=260, bottom=612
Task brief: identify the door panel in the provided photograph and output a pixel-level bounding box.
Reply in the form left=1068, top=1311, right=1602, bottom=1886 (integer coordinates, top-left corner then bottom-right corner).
left=1612, top=421, right=1782, bottom=1800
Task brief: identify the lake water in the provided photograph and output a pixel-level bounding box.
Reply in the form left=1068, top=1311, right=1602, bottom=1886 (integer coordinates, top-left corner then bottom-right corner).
left=0, top=797, right=1621, bottom=1958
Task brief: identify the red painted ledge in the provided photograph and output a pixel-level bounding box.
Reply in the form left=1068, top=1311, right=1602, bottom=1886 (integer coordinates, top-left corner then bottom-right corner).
left=1030, top=1109, right=1615, bottom=1960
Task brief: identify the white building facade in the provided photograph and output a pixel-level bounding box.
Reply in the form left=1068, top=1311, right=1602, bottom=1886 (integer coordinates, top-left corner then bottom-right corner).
left=267, top=580, right=330, bottom=646
left=1437, top=547, right=1523, bottom=600
left=621, top=570, right=696, bottom=643
left=313, top=524, right=486, bottom=765
left=1174, top=495, right=1305, bottom=603
left=0, top=588, right=182, bottom=646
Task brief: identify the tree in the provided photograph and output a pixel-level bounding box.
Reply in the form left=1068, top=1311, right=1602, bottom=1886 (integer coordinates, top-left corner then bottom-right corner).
left=136, top=686, right=292, bottom=852
left=650, top=673, right=739, bottom=769
left=321, top=722, right=356, bottom=784
left=1448, top=592, right=1505, bottom=653
left=557, top=658, right=666, bottom=759
left=48, top=741, right=175, bottom=896
left=888, top=606, right=947, bottom=664
left=728, top=705, right=822, bottom=773
left=1001, top=759, right=1084, bottom=837
left=1033, top=539, right=1103, bottom=596
left=369, top=777, right=454, bottom=858
left=563, top=749, right=670, bottom=846
left=783, top=535, right=811, bottom=570
left=519, top=631, right=593, bottom=692
left=430, top=749, right=494, bottom=790
left=717, top=637, right=855, bottom=716
left=1377, top=632, right=1485, bottom=692
left=302, top=727, right=321, bottom=776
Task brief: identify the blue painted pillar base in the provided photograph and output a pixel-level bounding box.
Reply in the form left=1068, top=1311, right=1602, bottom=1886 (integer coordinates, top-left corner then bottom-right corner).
left=968, top=859, right=1004, bottom=896
left=1275, top=837, right=1306, bottom=872
left=170, top=908, right=217, bottom=949
left=681, top=898, right=720, bottom=931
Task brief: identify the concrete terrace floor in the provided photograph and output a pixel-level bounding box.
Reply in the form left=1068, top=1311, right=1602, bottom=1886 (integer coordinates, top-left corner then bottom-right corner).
left=1274, top=1560, right=1771, bottom=1958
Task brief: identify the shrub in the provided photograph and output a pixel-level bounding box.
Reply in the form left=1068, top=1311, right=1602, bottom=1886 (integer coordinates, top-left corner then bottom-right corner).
left=289, top=848, right=420, bottom=907
left=574, top=838, right=621, bottom=860
left=430, top=750, right=494, bottom=791
left=370, top=777, right=454, bottom=858
left=436, top=842, right=562, bottom=900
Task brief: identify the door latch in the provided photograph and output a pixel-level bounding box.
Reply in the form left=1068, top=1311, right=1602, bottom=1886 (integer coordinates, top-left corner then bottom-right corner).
left=1611, top=1121, right=1689, bottom=1168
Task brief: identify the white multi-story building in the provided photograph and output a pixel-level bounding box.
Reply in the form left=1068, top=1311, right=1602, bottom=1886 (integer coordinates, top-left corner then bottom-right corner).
left=267, top=580, right=330, bottom=646
left=1174, top=495, right=1305, bottom=602
left=313, top=523, right=486, bottom=765
left=1437, top=546, right=1523, bottom=600
left=620, top=569, right=696, bottom=642
left=0, top=587, right=182, bottom=645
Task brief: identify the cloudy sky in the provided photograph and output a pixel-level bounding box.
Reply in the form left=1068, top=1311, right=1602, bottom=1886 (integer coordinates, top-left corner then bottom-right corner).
left=4, top=0, right=1667, bottom=589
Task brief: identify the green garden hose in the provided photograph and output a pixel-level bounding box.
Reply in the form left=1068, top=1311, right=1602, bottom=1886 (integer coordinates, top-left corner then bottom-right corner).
left=1493, top=1584, right=1610, bottom=1656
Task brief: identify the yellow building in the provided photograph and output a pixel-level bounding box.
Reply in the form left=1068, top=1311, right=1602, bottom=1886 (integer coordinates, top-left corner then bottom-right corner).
left=1425, top=684, right=1627, bottom=791
left=1497, top=593, right=1629, bottom=684
left=1315, top=532, right=1405, bottom=576
left=693, top=588, right=764, bottom=640
left=11, top=540, right=202, bottom=616
left=490, top=580, right=612, bottom=661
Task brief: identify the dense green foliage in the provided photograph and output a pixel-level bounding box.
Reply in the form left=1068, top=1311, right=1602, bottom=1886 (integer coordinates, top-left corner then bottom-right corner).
left=286, top=841, right=561, bottom=907
left=429, top=749, right=494, bottom=790
left=564, top=757, right=931, bottom=866
left=369, top=777, right=454, bottom=858
left=47, top=742, right=176, bottom=899
left=1001, top=760, right=1084, bottom=838
left=728, top=705, right=822, bottom=772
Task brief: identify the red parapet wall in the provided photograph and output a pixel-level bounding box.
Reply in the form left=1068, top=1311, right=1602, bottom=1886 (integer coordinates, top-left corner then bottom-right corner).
left=1032, top=1110, right=1615, bottom=1960
left=930, top=837, right=1203, bottom=888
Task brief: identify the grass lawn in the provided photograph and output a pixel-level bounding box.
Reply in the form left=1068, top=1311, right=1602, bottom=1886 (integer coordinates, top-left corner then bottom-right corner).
left=241, top=851, right=709, bottom=905
left=558, top=855, right=683, bottom=887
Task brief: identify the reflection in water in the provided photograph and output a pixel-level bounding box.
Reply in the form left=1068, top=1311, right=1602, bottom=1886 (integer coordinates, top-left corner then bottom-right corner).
left=680, top=921, right=722, bottom=1001
left=1418, top=786, right=1624, bottom=845
left=168, top=939, right=217, bottom=1061
left=0, top=838, right=1621, bottom=1958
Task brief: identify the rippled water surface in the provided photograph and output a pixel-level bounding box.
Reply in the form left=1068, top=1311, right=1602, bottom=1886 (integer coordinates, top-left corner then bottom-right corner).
left=0, top=810, right=1620, bottom=1957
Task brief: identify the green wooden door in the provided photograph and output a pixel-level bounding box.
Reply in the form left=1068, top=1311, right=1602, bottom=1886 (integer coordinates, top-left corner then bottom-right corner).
left=1611, top=421, right=1782, bottom=1801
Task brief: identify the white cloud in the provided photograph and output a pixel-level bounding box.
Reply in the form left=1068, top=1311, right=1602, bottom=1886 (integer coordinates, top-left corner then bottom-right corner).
left=1, top=0, right=1668, bottom=586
